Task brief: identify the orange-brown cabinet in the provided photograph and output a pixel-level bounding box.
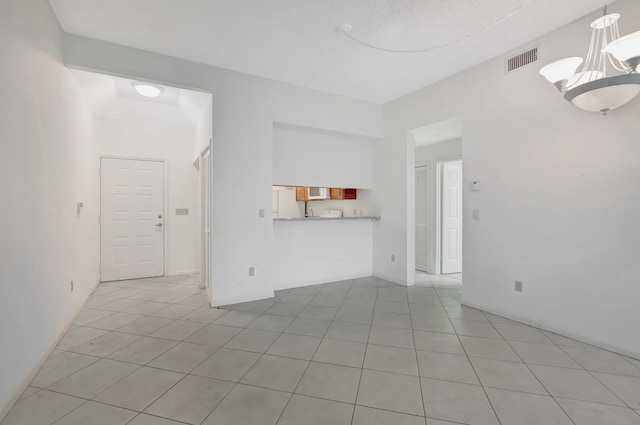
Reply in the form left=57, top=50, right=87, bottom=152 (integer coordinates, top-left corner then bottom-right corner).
left=295, top=187, right=308, bottom=201
left=330, top=188, right=357, bottom=200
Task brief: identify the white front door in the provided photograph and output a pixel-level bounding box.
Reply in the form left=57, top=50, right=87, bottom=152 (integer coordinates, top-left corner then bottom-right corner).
left=441, top=160, right=462, bottom=274
left=100, top=158, right=164, bottom=281
left=415, top=165, right=429, bottom=272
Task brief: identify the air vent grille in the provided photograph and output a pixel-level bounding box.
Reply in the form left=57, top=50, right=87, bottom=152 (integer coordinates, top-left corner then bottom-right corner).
left=506, top=47, right=538, bottom=73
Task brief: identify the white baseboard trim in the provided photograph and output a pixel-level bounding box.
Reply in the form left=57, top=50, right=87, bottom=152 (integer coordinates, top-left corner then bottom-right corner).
left=274, top=272, right=372, bottom=291
left=462, top=301, right=640, bottom=361
left=211, top=290, right=275, bottom=307
left=373, top=272, right=408, bottom=286
left=166, top=269, right=199, bottom=277
left=0, top=279, right=100, bottom=422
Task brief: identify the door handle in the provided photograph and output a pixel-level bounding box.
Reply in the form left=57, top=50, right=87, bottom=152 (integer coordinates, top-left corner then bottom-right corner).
left=155, top=223, right=163, bottom=227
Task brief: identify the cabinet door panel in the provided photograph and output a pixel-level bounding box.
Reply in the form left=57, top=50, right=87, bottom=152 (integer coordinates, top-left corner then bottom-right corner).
left=296, top=187, right=308, bottom=201
left=344, top=189, right=357, bottom=199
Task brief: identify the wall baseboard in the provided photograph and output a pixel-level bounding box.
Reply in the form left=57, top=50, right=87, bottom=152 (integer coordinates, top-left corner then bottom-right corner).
left=373, top=272, right=409, bottom=286
left=0, top=280, right=100, bottom=422
left=274, top=272, right=372, bottom=291
left=211, top=290, right=275, bottom=308
left=462, top=301, right=640, bottom=361
left=166, top=269, right=199, bottom=277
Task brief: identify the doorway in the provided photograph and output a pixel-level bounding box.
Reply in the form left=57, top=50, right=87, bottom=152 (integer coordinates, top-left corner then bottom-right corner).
left=73, top=69, right=213, bottom=286
left=100, top=157, right=165, bottom=281
left=410, top=118, right=463, bottom=284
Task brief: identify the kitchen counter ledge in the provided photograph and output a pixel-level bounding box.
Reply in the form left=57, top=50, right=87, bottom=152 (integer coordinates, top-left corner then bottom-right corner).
left=273, top=216, right=380, bottom=222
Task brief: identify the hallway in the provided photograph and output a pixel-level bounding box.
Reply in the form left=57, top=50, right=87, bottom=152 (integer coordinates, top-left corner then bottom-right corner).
left=3, top=275, right=640, bottom=425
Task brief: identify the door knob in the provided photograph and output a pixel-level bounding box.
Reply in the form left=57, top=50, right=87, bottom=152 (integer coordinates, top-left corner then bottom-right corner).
left=155, top=223, right=163, bottom=227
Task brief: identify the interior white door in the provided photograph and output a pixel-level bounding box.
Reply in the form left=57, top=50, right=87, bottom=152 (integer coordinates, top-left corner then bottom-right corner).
left=415, top=165, right=429, bottom=272
left=441, top=160, right=463, bottom=274
left=100, top=158, right=164, bottom=281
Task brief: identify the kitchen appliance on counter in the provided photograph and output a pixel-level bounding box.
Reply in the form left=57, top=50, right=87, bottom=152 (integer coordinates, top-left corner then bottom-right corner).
left=307, top=187, right=330, bottom=200
left=320, top=209, right=343, bottom=218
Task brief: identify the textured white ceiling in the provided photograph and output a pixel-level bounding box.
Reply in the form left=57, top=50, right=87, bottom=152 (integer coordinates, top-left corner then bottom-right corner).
left=50, top=0, right=605, bottom=103
left=71, top=69, right=211, bottom=128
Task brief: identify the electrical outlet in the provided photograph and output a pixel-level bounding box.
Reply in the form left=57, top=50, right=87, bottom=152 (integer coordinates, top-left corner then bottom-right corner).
left=259, top=209, right=265, bottom=218
left=249, top=267, right=255, bottom=277
left=391, top=254, right=395, bottom=262
left=70, top=280, right=74, bottom=292
left=515, top=280, right=523, bottom=292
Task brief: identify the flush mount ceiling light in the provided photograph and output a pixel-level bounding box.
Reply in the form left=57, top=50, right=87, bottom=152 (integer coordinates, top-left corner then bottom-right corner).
left=132, top=81, right=164, bottom=98
left=539, top=7, right=640, bottom=115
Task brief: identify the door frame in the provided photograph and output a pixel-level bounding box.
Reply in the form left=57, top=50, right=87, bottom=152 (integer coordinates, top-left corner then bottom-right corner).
left=99, top=154, right=168, bottom=281
left=436, top=158, right=463, bottom=275
left=415, top=162, right=430, bottom=273
left=199, top=143, right=212, bottom=293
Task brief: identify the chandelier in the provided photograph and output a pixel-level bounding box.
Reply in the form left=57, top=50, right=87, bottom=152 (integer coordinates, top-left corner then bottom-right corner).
left=539, top=8, right=640, bottom=115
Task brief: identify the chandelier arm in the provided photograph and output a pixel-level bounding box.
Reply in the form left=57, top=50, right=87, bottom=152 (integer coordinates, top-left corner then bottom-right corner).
left=597, top=25, right=607, bottom=77
left=582, top=28, right=597, bottom=74
left=565, top=27, right=597, bottom=91
left=340, top=3, right=525, bottom=54
left=607, top=54, right=630, bottom=72
left=607, top=21, right=630, bottom=71
left=592, top=24, right=607, bottom=77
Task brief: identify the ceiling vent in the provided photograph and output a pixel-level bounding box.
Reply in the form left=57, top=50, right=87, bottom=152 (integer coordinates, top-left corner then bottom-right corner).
left=506, top=47, right=539, bottom=73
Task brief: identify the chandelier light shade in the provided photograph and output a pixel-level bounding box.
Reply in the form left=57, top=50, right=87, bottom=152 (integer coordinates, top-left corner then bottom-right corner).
left=603, top=31, right=640, bottom=69
left=539, top=57, right=584, bottom=86
left=539, top=10, right=640, bottom=114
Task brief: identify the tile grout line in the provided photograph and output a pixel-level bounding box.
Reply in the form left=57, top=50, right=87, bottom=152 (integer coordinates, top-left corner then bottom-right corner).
left=406, top=285, right=428, bottom=422
left=349, top=284, right=379, bottom=425
left=433, top=280, right=503, bottom=425
left=485, top=316, right=578, bottom=425
left=554, top=342, right=637, bottom=411
left=272, top=279, right=355, bottom=425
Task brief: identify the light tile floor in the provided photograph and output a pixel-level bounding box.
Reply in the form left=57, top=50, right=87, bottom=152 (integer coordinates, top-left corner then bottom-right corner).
left=3, top=274, right=640, bottom=425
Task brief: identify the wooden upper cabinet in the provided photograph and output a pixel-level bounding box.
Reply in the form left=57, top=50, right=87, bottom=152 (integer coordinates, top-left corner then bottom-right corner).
left=295, top=187, right=308, bottom=201
left=344, top=188, right=357, bottom=199
left=296, top=187, right=356, bottom=201
left=330, top=188, right=343, bottom=200
left=329, top=188, right=357, bottom=200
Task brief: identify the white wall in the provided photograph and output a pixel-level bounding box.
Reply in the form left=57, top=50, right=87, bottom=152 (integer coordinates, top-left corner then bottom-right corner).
left=96, top=118, right=201, bottom=275
left=273, top=124, right=375, bottom=188
left=415, top=138, right=462, bottom=273
left=62, top=33, right=383, bottom=306
left=195, top=96, right=213, bottom=156
left=272, top=221, right=373, bottom=290
left=378, top=0, right=640, bottom=358
left=0, top=0, right=99, bottom=417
